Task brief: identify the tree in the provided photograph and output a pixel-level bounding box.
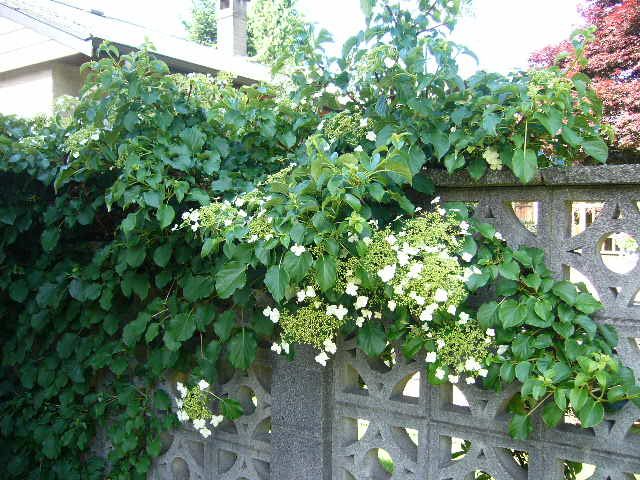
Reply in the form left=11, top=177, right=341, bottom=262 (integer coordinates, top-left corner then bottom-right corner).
left=530, top=0, right=640, bottom=159
left=184, top=0, right=218, bottom=46
left=184, top=0, right=310, bottom=65
left=247, top=0, right=308, bottom=64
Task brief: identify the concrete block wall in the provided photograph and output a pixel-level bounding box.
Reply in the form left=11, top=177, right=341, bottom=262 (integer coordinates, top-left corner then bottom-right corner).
left=150, top=164, right=640, bottom=479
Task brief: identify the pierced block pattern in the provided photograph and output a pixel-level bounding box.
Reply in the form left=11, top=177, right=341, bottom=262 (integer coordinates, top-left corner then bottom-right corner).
left=150, top=351, right=272, bottom=480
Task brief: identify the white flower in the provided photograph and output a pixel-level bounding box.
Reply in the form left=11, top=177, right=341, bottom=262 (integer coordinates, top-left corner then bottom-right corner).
left=448, top=374, right=459, bottom=384
left=211, top=415, right=224, bottom=427
left=425, top=351, right=437, bottom=363
left=223, top=219, right=233, bottom=227
left=181, top=212, right=190, bottom=220
left=366, top=131, right=377, bottom=142
left=420, top=304, right=438, bottom=322
left=176, top=398, right=183, bottom=409
left=387, top=300, right=397, bottom=312
left=362, top=237, right=372, bottom=245
left=386, top=234, right=397, bottom=245
left=461, top=252, right=473, bottom=262
left=234, top=197, right=245, bottom=207
left=193, top=419, right=206, bottom=430
left=291, top=244, right=306, bottom=256
left=177, top=410, right=189, bottom=422
left=435, top=368, right=446, bottom=380
left=200, top=427, right=212, bottom=438
left=465, top=377, right=476, bottom=385
left=198, top=379, right=210, bottom=391
left=458, top=312, right=470, bottom=324
left=436, top=339, right=446, bottom=350
left=434, top=288, right=448, bottom=303
left=355, top=296, right=369, bottom=309
left=323, top=338, right=337, bottom=354
left=326, top=304, right=348, bottom=321
left=430, top=196, right=441, bottom=204
left=354, top=145, right=363, bottom=152
left=497, top=345, right=509, bottom=356
left=397, top=251, right=410, bottom=266
left=345, top=283, right=359, bottom=296
left=465, top=358, right=481, bottom=371
left=478, top=368, right=488, bottom=378
left=459, top=221, right=470, bottom=233
left=315, top=351, right=330, bottom=366
left=271, top=343, right=282, bottom=354
left=237, top=209, right=247, bottom=218
left=411, top=293, right=425, bottom=306
left=483, top=148, right=502, bottom=171
left=377, top=264, right=397, bottom=282
left=437, top=207, right=447, bottom=216
left=407, top=262, right=424, bottom=279
left=384, top=57, right=396, bottom=68
left=296, top=290, right=307, bottom=303
left=305, top=286, right=316, bottom=298
left=263, top=306, right=280, bottom=323
left=325, top=83, right=339, bottom=94
left=494, top=232, right=503, bottom=241
left=176, top=382, right=188, bottom=398
left=486, top=328, right=495, bottom=337
left=355, top=316, right=365, bottom=328
left=337, top=95, right=351, bottom=105
left=281, top=341, right=290, bottom=354
left=359, top=117, right=369, bottom=128
left=447, top=305, right=457, bottom=315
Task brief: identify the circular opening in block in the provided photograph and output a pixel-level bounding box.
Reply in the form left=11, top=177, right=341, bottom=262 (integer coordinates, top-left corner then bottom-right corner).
left=599, top=232, right=638, bottom=274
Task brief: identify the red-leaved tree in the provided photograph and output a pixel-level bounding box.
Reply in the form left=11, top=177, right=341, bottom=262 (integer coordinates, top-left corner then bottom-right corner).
left=530, top=0, right=640, bottom=160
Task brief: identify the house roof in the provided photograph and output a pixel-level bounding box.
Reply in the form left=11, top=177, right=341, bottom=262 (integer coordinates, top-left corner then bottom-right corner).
left=0, top=0, right=271, bottom=83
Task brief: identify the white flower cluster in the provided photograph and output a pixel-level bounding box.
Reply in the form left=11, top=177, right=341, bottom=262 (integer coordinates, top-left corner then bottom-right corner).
left=315, top=337, right=337, bottom=366
left=262, top=306, right=280, bottom=323
left=175, top=381, right=223, bottom=439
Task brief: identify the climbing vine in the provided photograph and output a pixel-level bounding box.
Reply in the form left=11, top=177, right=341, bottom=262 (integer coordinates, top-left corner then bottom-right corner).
left=0, top=1, right=636, bottom=479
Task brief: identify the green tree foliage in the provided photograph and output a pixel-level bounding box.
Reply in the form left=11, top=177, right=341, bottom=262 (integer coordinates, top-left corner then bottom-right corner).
left=0, top=1, right=636, bottom=478
left=185, top=0, right=311, bottom=65
left=184, top=0, right=218, bottom=45
left=247, top=0, right=308, bottom=64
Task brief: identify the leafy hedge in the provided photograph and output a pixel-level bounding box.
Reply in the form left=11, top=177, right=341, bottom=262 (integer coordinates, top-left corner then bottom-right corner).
left=0, top=1, right=637, bottom=478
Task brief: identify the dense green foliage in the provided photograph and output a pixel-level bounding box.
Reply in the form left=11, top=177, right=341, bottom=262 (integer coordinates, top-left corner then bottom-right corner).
left=0, top=1, right=636, bottom=478
left=185, top=0, right=311, bottom=65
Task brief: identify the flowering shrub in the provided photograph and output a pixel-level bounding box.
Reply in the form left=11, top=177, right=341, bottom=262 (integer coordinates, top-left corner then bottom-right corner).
left=0, top=1, right=637, bottom=478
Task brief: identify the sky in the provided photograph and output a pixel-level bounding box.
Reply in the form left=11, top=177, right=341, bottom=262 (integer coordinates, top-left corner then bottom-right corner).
left=64, top=0, right=586, bottom=76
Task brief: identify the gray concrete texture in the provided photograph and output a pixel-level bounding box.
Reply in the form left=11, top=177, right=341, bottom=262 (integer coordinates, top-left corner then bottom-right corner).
left=150, top=165, right=640, bottom=479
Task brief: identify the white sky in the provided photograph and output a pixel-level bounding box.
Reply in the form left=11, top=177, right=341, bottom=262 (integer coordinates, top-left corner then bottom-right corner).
left=65, top=0, right=586, bottom=76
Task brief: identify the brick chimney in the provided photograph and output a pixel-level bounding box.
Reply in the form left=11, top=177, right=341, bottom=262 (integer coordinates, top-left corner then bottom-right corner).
left=217, top=0, right=250, bottom=56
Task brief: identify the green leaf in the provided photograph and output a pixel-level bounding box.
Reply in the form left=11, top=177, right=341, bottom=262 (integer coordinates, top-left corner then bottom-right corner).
left=315, top=256, right=337, bottom=292
left=499, top=299, right=524, bottom=328
left=357, top=321, right=387, bottom=356
left=56, top=333, right=77, bottom=359
left=511, top=148, right=538, bottom=183
left=123, top=314, right=150, bottom=347
left=228, top=329, right=257, bottom=370
left=156, top=204, right=175, bottom=230
left=542, top=402, right=564, bottom=428
left=344, top=193, right=362, bottom=211
left=220, top=398, right=244, bottom=420
left=499, top=260, right=520, bottom=281
left=569, top=387, right=588, bottom=411
left=360, top=0, right=374, bottom=17
left=41, top=228, right=60, bottom=252
left=183, top=275, right=215, bottom=302
left=123, top=111, right=139, bottom=132
left=477, top=301, right=499, bottom=329
left=577, top=398, right=604, bottom=428
left=552, top=281, right=577, bottom=305
left=582, top=138, right=608, bottom=163
left=481, top=112, right=500, bottom=135
left=509, top=414, right=532, bottom=440
left=167, top=312, right=196, bottom=343
left=574, top=293, right=602, bottom=314
left=282, top=251, right=313, bottom=283
left=125, top=245, right=146, bottom=268
left=515, top=361, right=531, bottom=383
left=214, top=311, right=236, bottom=342
left=215, top=261, right=247, bottom=299
left=561, top=126, right=582, bottom=147
left=411, top=173, right=435, bottom=194
left=9, top=279, right=28, bottom=303
left=153, top=244, right=172, bottom=267
left=265, top=265, right=289, bottom=302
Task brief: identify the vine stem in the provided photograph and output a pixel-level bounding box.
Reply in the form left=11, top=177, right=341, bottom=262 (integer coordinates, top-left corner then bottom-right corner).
left=527, top=393, right=553, bottom=417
